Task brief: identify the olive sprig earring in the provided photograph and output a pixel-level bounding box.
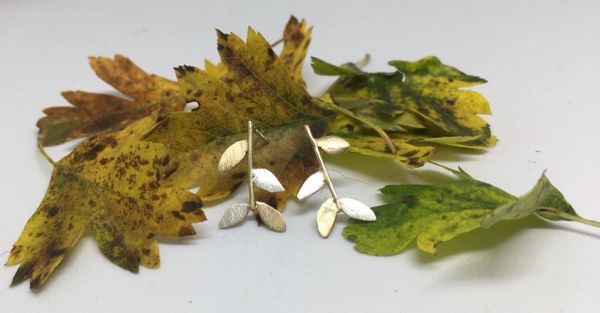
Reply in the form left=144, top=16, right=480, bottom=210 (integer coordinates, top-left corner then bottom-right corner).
left=297, top=124, right=376, bottom=238
left=217, top=121, right=286, bottom=232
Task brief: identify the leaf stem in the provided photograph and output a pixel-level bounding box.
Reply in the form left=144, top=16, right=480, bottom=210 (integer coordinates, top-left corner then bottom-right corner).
left=316, top=98, right=397, bottom=153
left=37, top=141, right=57, bottom=166
left=304, top=125, right=341, bottom=208
left=354, top=53, right=371, bottom=69
left=270, top=37, right=284, bottom=48
left=429, top=161, right=473, bottom=180
left=538, top=207, right=600, bottom=228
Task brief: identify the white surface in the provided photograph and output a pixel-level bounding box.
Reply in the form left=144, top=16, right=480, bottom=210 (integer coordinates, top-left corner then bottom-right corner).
left=1, top=0, right=600, bottom=312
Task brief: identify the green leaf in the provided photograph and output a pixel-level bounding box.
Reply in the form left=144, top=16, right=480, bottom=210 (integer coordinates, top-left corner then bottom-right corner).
left=343, top=169, right=589, bottom=256
left=312, top=56, right=496, bottom=149
left=481, top=173, right=578, bottom=227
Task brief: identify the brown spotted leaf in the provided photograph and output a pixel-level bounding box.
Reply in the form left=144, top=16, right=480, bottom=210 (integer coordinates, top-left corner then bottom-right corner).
left=202, top=16, right=313, bottom=85
left=146, top=25, right=437, bottom=211
left=146, top=28, right=327, bottom=211
left=280, top=16, right=313, bottom=85
left=37, top=55, right=186, bottom=146
left=8, top=116, right=205, bottom=289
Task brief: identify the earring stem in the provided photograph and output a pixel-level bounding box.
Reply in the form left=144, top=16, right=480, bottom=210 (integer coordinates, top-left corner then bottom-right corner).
left=248, top=121, right=256, bottom=210
left=304, top=125, right=341, bottom=208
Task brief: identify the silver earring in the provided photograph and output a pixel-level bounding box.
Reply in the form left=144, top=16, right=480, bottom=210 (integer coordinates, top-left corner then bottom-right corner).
left=298, top=125, right=376, bottom=238
left=217, top=121, right=286, bottom=232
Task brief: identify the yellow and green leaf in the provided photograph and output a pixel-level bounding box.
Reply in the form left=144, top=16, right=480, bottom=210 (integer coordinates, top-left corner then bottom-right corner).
left=343, top=169, right=581, bottom=256
left=8, top=116, right=205, bottom=289
left=312, top=56, right=496, bottom=149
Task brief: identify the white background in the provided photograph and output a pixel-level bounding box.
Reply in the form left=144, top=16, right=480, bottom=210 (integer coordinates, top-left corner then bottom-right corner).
left=1, top=0, right=600, bottom=312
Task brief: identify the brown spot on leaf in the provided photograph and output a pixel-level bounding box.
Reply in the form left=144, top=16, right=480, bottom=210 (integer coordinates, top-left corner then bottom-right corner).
left=47, top=206, right=60, bottom=217
left=171, top=211, right=185, bottom=220
left=181, top=200, right=203, bottom=213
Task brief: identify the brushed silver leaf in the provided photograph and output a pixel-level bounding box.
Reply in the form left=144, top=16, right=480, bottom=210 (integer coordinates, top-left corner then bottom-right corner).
left=297, top=171, right=326, bottom=200
left=339, top=198, right=376, bottom=221
left=218, top=203, right=250, bottom=229
left=218, top=140, right=248, bottom=172
left=317, top=198, right=340, bottom=238
left=256, top=201, right=286, bottom=232
left=252, top=168, right=285, bottom=192
left=316, top=136, right=350, bottom=154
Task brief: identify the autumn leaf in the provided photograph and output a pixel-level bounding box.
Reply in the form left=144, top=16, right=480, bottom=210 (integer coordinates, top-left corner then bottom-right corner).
left=145, top=28, right=327, bottom=212
left=145, top=25, right=436, bottom=213
left=37, top=55, right=186, bottom=146
left=312, top=56, right=496, bottom=149
left=280, top=16, right=313, bottom=85
left=202, top=15, right=312, bottom=84
left=343, top=168, right=594, bottom=256
left=8, top=116, right=205, bottom=289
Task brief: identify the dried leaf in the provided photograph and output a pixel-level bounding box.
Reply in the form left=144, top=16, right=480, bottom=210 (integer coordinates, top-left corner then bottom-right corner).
left=343, top=169, right=580, bottom=256
left=145, top=28, right=327, bottom=212
left=145, top=29, right=436, bottom=214
left=280, top=16, right=313, bottom=85
left=312, top=56, right=496, bottom=149
left=37, top=55, right=185, bottom=146
left=8, top=116, right=205, bottom=289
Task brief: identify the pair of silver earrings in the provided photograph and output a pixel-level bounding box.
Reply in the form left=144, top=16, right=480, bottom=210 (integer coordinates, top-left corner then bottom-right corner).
left=217, top=121, right=376, bottom=237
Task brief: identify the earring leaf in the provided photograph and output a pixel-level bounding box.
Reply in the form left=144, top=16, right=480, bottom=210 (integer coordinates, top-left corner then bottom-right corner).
left=252, top=168, right=285, bottom=192
left=315, top=136, right=350, bottom=154
left=317, top=198, right=339, bottom=238
left=297, top=171, right=326, bottom=200
left=256, top=201, right=286, bottom=232
left=218, top=139, right=248, bottom=172
left=339, top=198, right=376, bottom=221
left=219, top=203, right=251, bottom=229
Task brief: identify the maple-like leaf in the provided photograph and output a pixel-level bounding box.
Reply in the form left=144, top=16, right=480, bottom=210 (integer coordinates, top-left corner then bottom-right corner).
left=312, top=56, right=496, bottom=149
left=8, top=116, right=205, bottom=289
left=146, top=26, right=436, bottom=212
left=37, top=55, right=185, bottom=146
left=145, top=28, right=326, bottom=211
left=202, top=15, right=312, bottom=84
left=343, top=168, right=587, bottom=256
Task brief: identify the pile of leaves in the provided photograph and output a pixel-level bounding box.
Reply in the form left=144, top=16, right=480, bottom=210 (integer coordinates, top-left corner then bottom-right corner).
left=8, top=16, right=597, bottom=290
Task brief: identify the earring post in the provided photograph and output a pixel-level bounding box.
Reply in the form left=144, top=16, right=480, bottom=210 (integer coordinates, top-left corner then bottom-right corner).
left=248, top=121, right=256, bottom=210
left=304, top=125, right=341, bottom=208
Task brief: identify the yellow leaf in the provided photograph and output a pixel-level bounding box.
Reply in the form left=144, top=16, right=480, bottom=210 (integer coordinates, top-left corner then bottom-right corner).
left=9, top=116, right=205, bottom=289
left=280, top=16, right=313, bottom=85
left=146, top=28, right=326, bottom=211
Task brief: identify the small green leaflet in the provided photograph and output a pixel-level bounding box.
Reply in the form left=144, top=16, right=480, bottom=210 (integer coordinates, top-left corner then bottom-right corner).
left=343, top=168, right=597, bottom=256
